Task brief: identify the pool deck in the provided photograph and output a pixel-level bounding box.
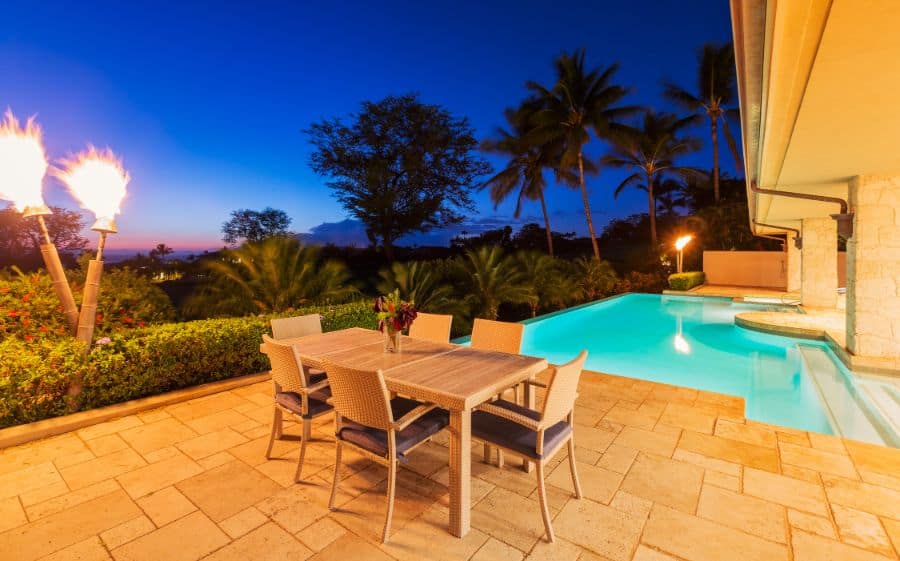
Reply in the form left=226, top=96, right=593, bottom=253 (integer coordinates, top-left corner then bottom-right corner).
left=1, top=371, right=899, bottom=561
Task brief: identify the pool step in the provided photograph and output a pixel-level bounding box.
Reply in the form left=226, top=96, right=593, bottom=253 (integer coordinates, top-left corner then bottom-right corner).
left=798, top=345, right=897, bottom=447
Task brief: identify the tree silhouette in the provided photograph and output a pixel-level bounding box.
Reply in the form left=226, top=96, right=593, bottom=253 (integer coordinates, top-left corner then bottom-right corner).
left=221, top=207, right=292, bottom=246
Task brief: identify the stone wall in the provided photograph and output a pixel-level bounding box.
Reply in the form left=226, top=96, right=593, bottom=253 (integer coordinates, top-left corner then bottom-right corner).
left=846, top=174, right=900, bottom=359
left=786, top=234, right=802, bottom=292
left=801, top=217, right=838, bottom=309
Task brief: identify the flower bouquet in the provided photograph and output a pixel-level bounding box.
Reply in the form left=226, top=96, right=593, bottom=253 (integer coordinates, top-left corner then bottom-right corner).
left=373, top=290, right=417, bottom=353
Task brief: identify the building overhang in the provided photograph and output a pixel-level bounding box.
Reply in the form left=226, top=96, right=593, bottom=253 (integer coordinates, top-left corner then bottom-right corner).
left=730, top=0, right=900, bottom=234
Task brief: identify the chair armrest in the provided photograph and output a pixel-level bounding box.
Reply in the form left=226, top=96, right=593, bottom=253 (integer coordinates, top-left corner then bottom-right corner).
left=523, top=379, right=547, bottom=388
left=393, top=404, right=438, bottom=431
left=476, top=402, right=541, bottom=431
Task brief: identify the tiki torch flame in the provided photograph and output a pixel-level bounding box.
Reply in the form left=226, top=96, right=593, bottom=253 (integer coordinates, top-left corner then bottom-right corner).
left=56, top=146, right=129, bottom=233
left=0, top=109, right=49, bottom=214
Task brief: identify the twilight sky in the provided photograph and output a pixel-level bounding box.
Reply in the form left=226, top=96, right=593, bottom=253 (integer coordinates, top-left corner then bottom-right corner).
left=1, top=0, right=737, bottom=252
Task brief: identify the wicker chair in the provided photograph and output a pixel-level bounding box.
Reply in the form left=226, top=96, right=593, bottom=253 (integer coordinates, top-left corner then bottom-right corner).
left=470, top=318, right=525, bottom=466
left=323, top=359, right=449, bottom=543
left=471, top=350, right=588, bottom=542
left=260, top=335, right=333, bottom=482
left=408, top=312, right=453, bottom=344
left=271, top=314, right=323, bottom=340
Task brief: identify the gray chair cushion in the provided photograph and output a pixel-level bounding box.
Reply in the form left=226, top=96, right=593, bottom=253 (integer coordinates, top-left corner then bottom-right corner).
left=276, top=386, right=332, bottom=419
left=338, top=397, right=449, bottom=460
left=472, top=399, right=571, bottom=460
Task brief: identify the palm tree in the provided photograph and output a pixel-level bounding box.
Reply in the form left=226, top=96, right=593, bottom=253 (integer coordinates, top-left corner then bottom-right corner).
left=603, top=110, right=702, bottom=247
left=515, top=251, right=575, bottom=316
left=574, top=257, right=618, bottom=302
left=664, top=42, right=741, bottom=203
left=527, top=49, right=635, bottom=259
left=376, top=260, right=455, bottom=313
left=149, top=243, right=173, bottom=262
left=188, top=236, right=355, bottom=316
left=481, top=106, right=560, bottom=256
left=655, top=178, right=688, bottom=217
left=454, top=246, right=530, bottom=320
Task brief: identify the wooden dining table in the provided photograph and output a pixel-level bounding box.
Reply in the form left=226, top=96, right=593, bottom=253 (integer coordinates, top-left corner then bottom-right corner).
left=281, top=327, right=549, bottom=537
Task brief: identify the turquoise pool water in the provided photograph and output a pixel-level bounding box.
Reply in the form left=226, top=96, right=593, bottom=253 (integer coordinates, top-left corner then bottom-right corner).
left=520, top=293, right=837, bottom=434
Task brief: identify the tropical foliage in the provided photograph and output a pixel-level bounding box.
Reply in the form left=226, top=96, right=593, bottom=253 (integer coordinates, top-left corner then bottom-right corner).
left=603, top=110, right=702, bottom=246
left=184, top=236, right=355, bottom=317
left=664, top=42, right=742, bottom=203
left=453, top=246, right=530, bottom=320
left=525, top=49, right=635, bottom=259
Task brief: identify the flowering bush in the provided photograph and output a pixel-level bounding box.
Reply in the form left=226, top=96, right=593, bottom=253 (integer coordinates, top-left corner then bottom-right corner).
left=0, top=266, right=175, bottom=342
left=0, top=301, right=377, bottom=428
left=373, top=289, right=417, bottom=333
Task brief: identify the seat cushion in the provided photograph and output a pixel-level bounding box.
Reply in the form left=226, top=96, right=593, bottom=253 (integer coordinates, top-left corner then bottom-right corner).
left=276, top=387, right=332, bottom=419
left=472, top=399, right=571, bottom=460
left=338, top=397, right=449, bottom=460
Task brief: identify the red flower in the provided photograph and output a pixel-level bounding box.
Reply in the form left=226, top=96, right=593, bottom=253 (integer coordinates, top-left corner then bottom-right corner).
left=24, top=335, right=33, bottom=342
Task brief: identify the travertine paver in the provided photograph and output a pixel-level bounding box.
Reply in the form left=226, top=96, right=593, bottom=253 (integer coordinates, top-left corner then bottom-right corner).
left=0, top=371, right=898, bottom=561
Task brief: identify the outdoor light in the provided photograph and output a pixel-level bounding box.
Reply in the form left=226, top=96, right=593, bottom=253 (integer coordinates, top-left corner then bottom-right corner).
left=0, top=110, right=80, bottom=332
left=674, top=234, right=692, bottom=274
left=56, top=146, right=129, bottom=346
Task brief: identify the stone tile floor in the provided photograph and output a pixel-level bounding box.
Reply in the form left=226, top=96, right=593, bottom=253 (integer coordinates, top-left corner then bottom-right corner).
left=1, top=371, right=899, bottom=561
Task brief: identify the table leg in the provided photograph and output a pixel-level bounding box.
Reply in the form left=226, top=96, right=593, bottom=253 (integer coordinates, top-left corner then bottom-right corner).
left=448, top=409, right=471, bottom=537
left=522, top=380, right=535, bottom=473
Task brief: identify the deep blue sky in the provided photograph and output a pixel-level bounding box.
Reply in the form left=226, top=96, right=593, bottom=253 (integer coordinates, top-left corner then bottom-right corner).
left=1, top=0, right=736, bottom=251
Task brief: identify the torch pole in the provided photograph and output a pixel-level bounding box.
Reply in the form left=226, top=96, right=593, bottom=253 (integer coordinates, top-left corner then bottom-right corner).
left=75, top=232, right=106, bottom=348
left=34, top=215, right=80, bottom=334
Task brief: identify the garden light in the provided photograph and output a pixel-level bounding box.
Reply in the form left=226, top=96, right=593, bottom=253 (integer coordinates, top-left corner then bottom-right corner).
left=0, top=110, right=80, bottom=333
left=675, top=234, right=692, bottom=273
left=56, top=146, right=130, bottom=346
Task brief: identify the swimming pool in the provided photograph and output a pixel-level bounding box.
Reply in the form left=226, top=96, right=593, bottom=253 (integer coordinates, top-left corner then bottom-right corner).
left=517, top=293, right=895, bottom=445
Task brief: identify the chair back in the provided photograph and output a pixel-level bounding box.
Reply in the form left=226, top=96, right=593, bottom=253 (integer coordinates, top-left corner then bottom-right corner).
left=260, top=334, right=307, bottom=394
left=470, top=318, right=524, bottom=355
left=409, top=312, right=453, bottom=344
left=321, top=360, right=393, bottom=430
left=271, top=314, right=322, bottom=340
left=540, top=351, right=588, bottom=427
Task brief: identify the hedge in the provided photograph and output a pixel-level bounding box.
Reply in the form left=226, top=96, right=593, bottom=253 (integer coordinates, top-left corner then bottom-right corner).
left=0, top=301, right=377, bottom=428
left=668, top=271, right=706, bottom=291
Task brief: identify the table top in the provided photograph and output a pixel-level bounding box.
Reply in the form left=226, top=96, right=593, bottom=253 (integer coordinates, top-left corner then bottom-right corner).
left=283, top=327, right=548, bottom=410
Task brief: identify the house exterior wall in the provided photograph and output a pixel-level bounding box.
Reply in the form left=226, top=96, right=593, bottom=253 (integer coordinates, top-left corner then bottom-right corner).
left=846, top=174, right=900, bottom=358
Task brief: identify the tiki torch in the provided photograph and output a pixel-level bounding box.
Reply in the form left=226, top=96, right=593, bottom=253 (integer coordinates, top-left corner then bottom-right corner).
left=0, top=110, right=80, bottom=333
left=675, top=235, right=693, bottom=274
left=56, top=147, right=129, bottom=347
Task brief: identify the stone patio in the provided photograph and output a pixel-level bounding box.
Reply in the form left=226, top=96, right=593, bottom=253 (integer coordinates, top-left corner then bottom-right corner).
left=1, top=371, right=899, bottom=561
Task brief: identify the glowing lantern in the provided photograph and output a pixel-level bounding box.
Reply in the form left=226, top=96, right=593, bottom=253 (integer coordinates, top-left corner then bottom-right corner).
left=675, top=234, right=693, bottom=273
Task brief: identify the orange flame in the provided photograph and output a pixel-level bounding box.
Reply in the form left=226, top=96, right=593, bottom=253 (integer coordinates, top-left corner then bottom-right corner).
left=55, top=146, right=129, bottom=222
left=0, top=109, right=48, bottom=212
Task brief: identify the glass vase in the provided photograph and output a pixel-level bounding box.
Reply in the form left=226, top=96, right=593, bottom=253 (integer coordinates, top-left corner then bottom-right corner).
left=383, top=326, right=401, bottom=353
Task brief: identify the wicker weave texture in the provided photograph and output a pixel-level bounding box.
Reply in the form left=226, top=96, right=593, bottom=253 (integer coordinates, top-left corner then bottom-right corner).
left=322, top=359, right=394, bottom=429
left=540, top=351, right=588, bottom=426
left=260, top=334, right=308, bottom=394
left=271, top=314, right=323, bottom=340
left=470, top=319, right=524, bottom=355
left=408, top=312, right=453, bottom=344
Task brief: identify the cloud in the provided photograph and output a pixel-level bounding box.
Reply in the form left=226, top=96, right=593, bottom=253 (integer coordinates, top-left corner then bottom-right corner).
left=298, top=215, right=544, bottom=248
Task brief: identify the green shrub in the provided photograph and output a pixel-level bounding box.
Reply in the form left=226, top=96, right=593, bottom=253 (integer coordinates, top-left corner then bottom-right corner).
left=668, top=271, right=706, bottom=291
left=0, top=301, right=377, bottom=428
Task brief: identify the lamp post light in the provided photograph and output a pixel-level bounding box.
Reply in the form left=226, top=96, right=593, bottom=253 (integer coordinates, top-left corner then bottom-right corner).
left=675, top=234, right=692, bottom=274
left=0, top=110, right=80, bottom=333
left=56, top=147, right=129, bottom=347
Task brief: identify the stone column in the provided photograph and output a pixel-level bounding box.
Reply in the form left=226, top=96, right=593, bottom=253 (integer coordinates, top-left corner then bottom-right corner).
left=786, top=232, right=801, bottom=292
left=800, top=217, right=837, bottom=309
left=846, top=175, right=900, bottom=359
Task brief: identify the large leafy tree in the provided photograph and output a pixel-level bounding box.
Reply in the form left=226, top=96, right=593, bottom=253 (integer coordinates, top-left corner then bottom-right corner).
left=185, top=236, right=355, bottom=317
left=0, top=205, right=88, bottom=267
left=527, top=49, right=635, bottom=259
left=221, top=207, right=292, bottom=246
left=602, top=111, right=702, bottom=246
left=664, top=42, right=742, bottom=203
left=306, top=94, right=491, bottom=261
left=481, top=106, right=563, bottom=256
